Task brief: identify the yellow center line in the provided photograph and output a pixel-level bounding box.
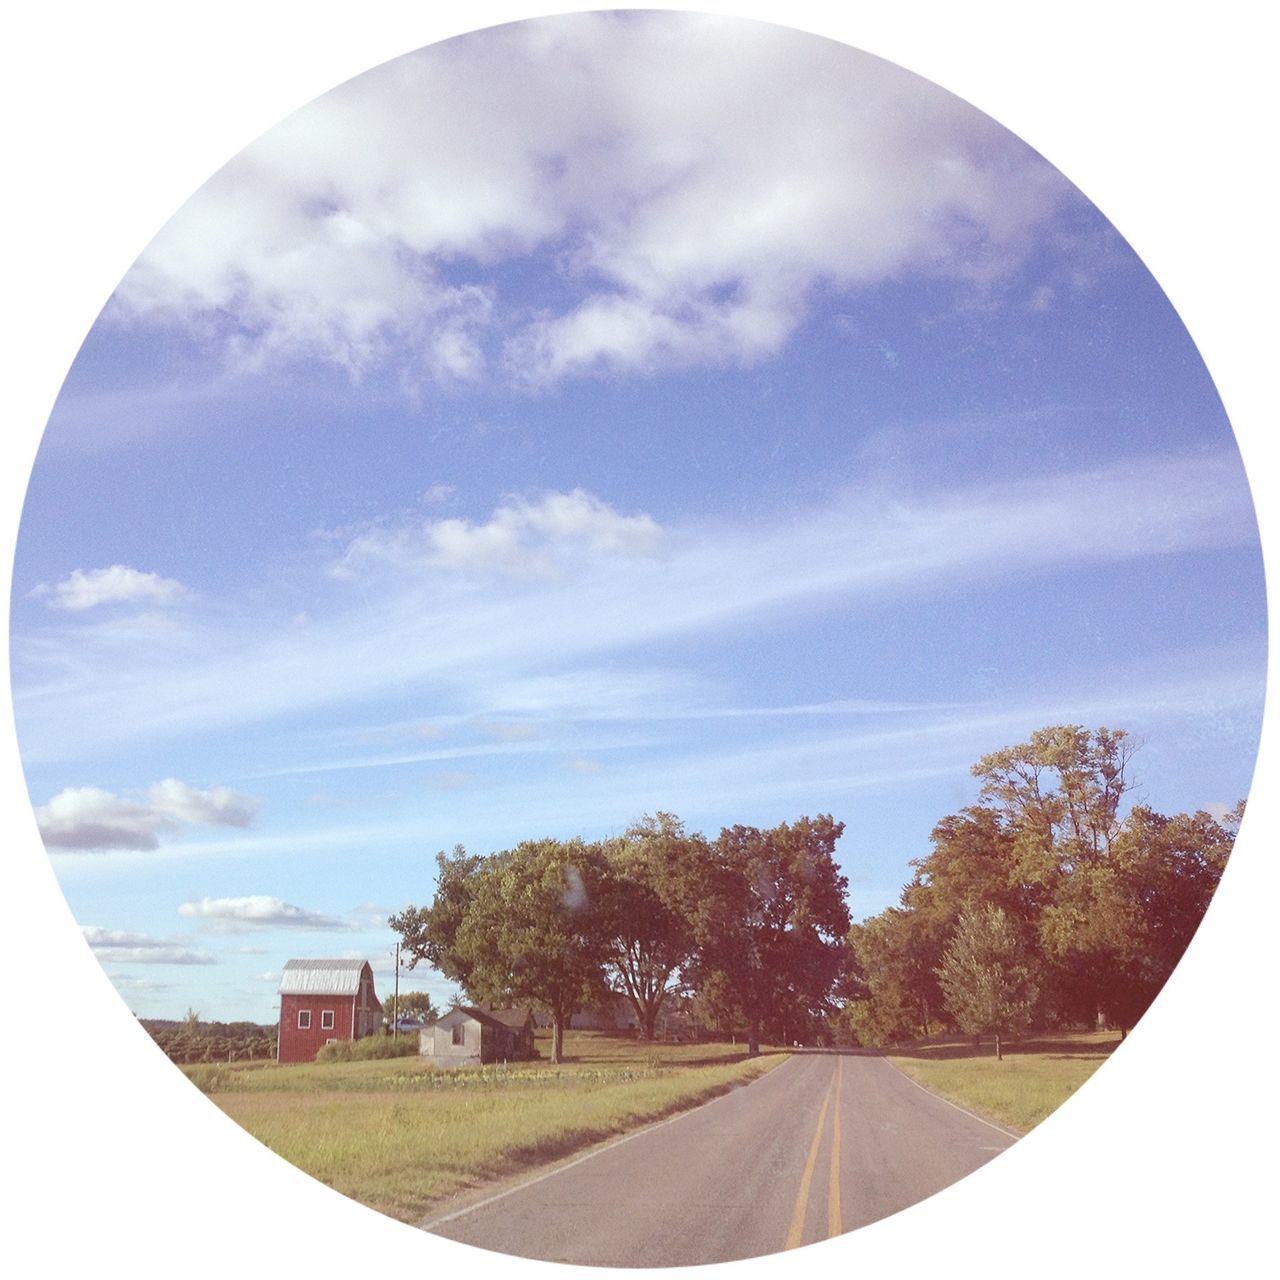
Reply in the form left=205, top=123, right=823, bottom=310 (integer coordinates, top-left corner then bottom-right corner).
left=827, top=1055, right=843, bottom=1238
left=785, top=1062, right=837, bottom=1250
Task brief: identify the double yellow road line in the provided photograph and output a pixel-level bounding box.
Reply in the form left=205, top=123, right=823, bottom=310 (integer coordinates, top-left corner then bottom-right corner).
left=785, top=1056, right=843, bottom=1249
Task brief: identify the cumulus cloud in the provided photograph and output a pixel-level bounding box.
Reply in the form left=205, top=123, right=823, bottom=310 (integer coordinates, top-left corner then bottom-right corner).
left=329, top=488, right=664, bottom=580
left=83, top=926, right=216, bottom=965
left=177, top=896, right=345, bottom=932
left=32, top=565, right=186, bottom=611
left=105, top=12, right=1073, bottom=387
left=147, top=778, right=261, bottom=827
left=36, top=779, right=261, bottom=852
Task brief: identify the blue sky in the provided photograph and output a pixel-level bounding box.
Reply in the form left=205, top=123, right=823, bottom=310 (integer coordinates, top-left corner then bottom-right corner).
left=10, top=11, right=1264, bottom=1024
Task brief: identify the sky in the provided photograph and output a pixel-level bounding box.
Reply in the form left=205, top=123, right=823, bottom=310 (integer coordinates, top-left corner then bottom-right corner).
left=9, top=10, right=1265, bottom=1025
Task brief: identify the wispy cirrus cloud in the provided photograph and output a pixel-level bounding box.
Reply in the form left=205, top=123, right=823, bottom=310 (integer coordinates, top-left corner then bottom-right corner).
left=31, top=565, right=187, bottom=611
left=83, top=926, right=216, bottom=965
left=36, top=780, right=261, bottom=852
left=12, top=452, right=1255, bottom=765
left=177, top=896, right=345, bottom=933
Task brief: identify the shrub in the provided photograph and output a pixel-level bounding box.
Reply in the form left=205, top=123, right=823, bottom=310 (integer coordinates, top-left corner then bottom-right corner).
left=316, top=1033, right=422, bottom=1063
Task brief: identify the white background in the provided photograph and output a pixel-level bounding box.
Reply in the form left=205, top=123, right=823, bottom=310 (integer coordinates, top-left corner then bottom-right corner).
left=2, top=4, right=1273, bottom=1276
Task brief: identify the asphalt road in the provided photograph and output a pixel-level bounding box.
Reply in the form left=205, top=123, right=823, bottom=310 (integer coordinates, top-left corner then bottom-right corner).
left=421, top=1050, right=1017, bottom=1267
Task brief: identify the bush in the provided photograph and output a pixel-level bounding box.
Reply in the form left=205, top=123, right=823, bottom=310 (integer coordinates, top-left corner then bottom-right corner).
left=316, top=1033, right=422, bottom=1063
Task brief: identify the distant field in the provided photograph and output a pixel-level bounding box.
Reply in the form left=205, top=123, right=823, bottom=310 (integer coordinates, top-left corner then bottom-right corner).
left=191, top=1030, right=786, bottom=1221
left=886, top=1029, right=1120, bottom=1133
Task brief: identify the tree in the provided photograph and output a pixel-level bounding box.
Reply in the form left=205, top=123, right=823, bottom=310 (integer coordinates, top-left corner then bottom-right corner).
left=383, top=991, right=440, bottom=1024
left=1083, top=802, right=1239, bottom=1034
left=661, top=815, right=850, bottom=1055
left=597, top=814, right=695, bottom=1040
left=936, top=905, right=1039, bottom=1059
left=842, top=908, right=940, bottom=1045
left=447, top=838, right=612, bottom=1064
left=389, top=845, right=485, bottom=991
left=972, top=725, right=1137, bottom=861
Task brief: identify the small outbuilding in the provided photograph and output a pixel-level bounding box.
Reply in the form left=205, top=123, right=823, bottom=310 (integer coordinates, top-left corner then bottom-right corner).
left=420, top=1004, right=537, bottom=1068
left=277, top=958, right=382, bottom=1064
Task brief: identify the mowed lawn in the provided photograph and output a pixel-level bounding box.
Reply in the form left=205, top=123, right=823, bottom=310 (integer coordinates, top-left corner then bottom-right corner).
left=886, top=1029, right=1120, bottom=1133
left=191, top=1031, right=786, bottom=1222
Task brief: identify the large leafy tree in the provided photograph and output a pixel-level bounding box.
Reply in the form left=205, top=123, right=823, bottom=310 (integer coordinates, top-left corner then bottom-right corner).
left=846, top=727, right=1237, bottom=1046
left=451, top=838, right=612, bottom=1063
left=662, top=815, right=850, bottom=1055
left=597, top=814, right=695, bottom=1040
left=1066, top=802, right=1240, bottom=1034
left=936, top=904, right=1039, bottom=1059
left=843, top=907, right=941, bottom=1044
left=844, top=806, right=1023, bottom=1045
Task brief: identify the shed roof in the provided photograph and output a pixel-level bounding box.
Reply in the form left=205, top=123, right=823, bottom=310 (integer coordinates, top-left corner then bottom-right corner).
left=475, top=1004, right=536, bottom=1029
left=279, top=958, right=375, bottom=997
left=440, top=1005, right=523, bottom=1031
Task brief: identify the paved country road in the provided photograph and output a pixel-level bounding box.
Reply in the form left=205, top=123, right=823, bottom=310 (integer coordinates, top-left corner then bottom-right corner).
left=421, top=1050, right=1017, bottom=1267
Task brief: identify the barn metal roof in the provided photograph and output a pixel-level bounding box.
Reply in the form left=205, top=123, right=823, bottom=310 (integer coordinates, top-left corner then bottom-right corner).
left=278, top=958, right=373, bottom=996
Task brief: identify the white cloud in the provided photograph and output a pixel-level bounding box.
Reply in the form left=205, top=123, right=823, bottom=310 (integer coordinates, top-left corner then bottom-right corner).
left=83, top=926, right=216, bottom=965
left=32, top=565, right=186, bottom=611
left=13, top=452, right=1257, bottom=765
left=329, top=488, right=664, bottom=580
left=35, top=780, right=261, bottom=852
left=147, top=778, right=260, bottom=827
left=177, top=896, right=344, bottom=931
left=105, top=13, right=1073, bottom=387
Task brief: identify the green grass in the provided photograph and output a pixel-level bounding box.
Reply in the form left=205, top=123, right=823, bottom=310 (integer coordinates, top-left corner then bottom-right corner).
left=885, top=1029, right=1120, bottom=1134
left=198, top=1031, right=787, bottom=1221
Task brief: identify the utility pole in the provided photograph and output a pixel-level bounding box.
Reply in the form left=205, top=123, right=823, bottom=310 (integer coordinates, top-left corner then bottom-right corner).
left=391, top=940, right=401, bottom=1038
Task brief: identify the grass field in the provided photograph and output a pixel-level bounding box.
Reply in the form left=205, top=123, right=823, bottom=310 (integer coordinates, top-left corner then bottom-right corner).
left=886, top=1029, right=1120, bottom=1133
left=190, top=1031, right=785, bottom=1221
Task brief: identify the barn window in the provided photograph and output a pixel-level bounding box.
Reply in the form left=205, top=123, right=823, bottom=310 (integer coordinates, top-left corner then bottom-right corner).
left=298, top=1010, right=311, bottom=1030
left=452, top=1023, right=466, bottom=1046
left=321, top=1010, right=335, bottom=1030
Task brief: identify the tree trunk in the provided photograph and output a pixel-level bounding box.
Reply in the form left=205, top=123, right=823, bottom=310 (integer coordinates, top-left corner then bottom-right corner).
left=641, top=1005, right=658, bottom=1042
left=551, top=1012, right=565, bottom=1064
left=747, top=1019, right=760, bottom=1057
left=994, top=1032, right=1003, bottom=1061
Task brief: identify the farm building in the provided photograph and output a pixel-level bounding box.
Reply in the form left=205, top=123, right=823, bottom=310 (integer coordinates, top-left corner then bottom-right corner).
left=277, top=958, right=383, bottom=1064
left=420, top=1004, right=536, bottom=1068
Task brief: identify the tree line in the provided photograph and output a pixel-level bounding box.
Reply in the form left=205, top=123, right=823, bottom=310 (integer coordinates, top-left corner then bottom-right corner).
left=390, top=814, right=851, bottom=1062
left=843, top=726, right=1239, bottom=1053
left=390, top=725, right=1238, bottom=1061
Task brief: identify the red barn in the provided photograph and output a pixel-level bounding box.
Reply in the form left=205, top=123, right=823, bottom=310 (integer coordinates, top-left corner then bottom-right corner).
left=277, top=958, right=383, bottom=1064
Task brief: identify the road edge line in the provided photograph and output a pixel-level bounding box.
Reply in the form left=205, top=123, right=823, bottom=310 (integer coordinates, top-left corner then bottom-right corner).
left=876, top=1052, right=1022, bottom=1140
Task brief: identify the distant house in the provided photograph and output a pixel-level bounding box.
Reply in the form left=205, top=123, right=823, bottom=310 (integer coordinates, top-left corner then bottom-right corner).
left=277, top=959, right=382, bottom=1064
left=570, top=992, right=639, bottom=1032
left=561, top=992, right=698, bottom=1041
left=420, top=1004, right=536, bottom=1068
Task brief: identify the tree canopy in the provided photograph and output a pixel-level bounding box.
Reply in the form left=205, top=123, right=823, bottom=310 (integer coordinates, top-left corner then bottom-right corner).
left=389, top=725, right=1235, bottom=1061
left=841, top=725, right=1239, bottom=1047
